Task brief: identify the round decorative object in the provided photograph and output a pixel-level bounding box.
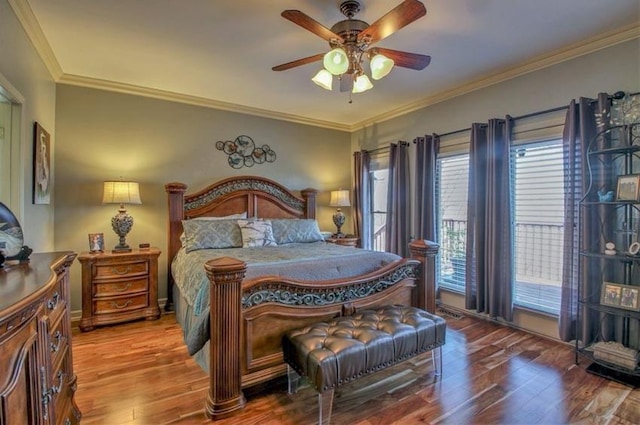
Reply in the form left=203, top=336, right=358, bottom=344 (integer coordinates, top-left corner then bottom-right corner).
left=629, top=242, right=640, bottom=255
left=244, top=155, right=255, bottom=167
left=228, top=152, right=244, bottom=169
left=266, top=149, right=277, bottom=162
left=605, top=242, right=615, bottom=250
left=215, top=140, right=225, bottom=150
left=234, top=135, right=255, bottom=156
left=253, top=147, right=266, bottom=163
left=223, top=140, right=237, bottom=155
left=0, top=202, right=24, bottom=257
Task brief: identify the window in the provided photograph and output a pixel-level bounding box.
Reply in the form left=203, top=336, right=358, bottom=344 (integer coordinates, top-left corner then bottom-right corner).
left=437, top=154, right=469, bottom=291
left=512, top=140, right=564, bottom=315
left=370, top=154, right=389, bottom=252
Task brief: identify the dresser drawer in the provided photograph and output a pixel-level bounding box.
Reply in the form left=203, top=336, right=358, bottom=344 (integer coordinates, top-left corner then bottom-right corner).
left=94, top=293, right=148, bottom=314
left=93, top=276, right=149, bottom=297
left=48, top=313, right=68, bottom=373
left=93, top=260, right=148, bottom=279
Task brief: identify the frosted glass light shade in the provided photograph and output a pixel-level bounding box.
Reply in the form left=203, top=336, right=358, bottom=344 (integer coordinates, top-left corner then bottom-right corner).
left=312, top=69, right=333, bottom=90
left=352, top=74, right=373, bottom=93
left=323, top=48, right=349, bottom=75
left=370, top=54, right=394, bottom=80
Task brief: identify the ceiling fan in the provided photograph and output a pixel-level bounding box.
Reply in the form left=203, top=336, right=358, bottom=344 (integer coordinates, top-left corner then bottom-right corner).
left=272, top=0, right=431, bottom=94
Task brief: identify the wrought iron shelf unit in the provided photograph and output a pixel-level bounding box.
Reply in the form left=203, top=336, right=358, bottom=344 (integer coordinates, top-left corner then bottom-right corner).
left=577, top=122, right=640, bottom=385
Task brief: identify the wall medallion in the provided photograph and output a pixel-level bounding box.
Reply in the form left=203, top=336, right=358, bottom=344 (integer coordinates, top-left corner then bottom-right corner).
left=216, top=135, right=277, bottom=169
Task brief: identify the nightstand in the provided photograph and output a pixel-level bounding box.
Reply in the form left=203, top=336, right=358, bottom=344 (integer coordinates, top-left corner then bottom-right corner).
left=325, top=235, right=360, bottom=247
left=78, top=248, right=161, bottom=331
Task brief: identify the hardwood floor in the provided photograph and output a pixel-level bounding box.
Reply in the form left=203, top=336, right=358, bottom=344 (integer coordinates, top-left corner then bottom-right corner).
left=72, top=312, right=640, bottom=424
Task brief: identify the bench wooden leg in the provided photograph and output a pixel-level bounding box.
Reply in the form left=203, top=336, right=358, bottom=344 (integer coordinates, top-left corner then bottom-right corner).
left=287, top=365, right=301, bottom=395
left=432, top=346, right=443, bottom=376
left=319, top=388, right=335, bottom=425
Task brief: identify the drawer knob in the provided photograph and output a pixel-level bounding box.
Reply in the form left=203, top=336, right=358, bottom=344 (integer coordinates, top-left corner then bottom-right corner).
left=47, top=292, right=60, bottom=310
left=50, top=331, right=62, bottom=353
left=111, top=266, right=133, bottom=275
left=111, top=300, right=133, bottom=309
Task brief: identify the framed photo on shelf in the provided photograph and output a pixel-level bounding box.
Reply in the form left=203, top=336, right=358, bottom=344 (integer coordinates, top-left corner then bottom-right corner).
left=88, top=233, right=104, bottom=253
left=601, top=282, right=622, bottom=307
left=615, top=174, right=640, bottom=202
left=601, top=282, right=640, bottom=311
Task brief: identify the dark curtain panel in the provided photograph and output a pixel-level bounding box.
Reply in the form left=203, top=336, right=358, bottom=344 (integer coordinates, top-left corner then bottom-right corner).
left=353, top=150, right=372, bottom=250
left=385, top=142, right=410, bottom=257
left=558, top=93, right=612, bottom=343
left=414, top=134, right=440, bottom=241
left=465, top=118, right=514, bottom=321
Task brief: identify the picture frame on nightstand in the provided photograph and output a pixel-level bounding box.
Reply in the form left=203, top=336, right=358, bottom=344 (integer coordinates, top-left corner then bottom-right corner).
left=88, top=233, right=104, bottom=253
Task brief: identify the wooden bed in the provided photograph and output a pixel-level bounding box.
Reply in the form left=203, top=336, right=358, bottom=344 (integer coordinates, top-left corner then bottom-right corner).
left=166, top=175, right=438, bottom=420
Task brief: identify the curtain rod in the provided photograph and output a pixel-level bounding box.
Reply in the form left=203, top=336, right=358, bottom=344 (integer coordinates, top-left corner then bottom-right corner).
left=432, top=91, right=639, bottom=139
left=363, top=140, right=409, bottom=154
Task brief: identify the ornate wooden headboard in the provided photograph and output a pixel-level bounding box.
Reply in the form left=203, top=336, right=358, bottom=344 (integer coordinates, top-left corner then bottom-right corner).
left=165, top=175, right=318, bottom=311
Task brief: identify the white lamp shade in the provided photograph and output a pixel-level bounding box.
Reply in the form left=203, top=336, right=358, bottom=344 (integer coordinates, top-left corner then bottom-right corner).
left=352, top=74, right=373, bottom=93
left=323, top=48, right=349, bottom=75
left=102, top=181, right=142, bottom=205
left=370, top=53, right=394, bottom=80
left=312, top=69, right=333, bottom=90
left=329, top=189, right=351, bottom=207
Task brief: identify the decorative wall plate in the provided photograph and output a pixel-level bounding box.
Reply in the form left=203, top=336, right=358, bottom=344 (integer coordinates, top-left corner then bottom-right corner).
left=0, top=202, right=24, bottom=257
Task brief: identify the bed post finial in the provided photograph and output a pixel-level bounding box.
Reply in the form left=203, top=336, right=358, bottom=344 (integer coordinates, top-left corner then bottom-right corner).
left=165, top=182, right=188, bottom=312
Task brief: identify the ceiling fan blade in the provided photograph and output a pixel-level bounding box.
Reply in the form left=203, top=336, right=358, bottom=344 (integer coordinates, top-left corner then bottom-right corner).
left=340, top=74, right=354, bottom=92
left=272, top=53, right=325, bottom=71
left=358, top=0, right=426, bottom=45
left=281, top=10, right=343, bottom=42
left=370, top=47, right=431, bottom=70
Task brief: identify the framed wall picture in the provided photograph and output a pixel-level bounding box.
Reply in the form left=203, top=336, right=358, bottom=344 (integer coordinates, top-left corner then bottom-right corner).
left=88, top=233, right=105, bottom=253
left=616, top=174, right=640, bottom=202
left=33, top=122, right=51, bottom=204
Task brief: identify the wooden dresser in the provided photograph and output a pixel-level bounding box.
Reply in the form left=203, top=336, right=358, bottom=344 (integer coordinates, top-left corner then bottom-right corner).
left=0, top=252, right=80, bottom=425
left=78, top=248, right=161, bottom=331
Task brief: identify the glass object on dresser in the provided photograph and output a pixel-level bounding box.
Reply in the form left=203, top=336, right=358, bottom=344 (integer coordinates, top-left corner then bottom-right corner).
left=577, top=122, right=640, bottom=385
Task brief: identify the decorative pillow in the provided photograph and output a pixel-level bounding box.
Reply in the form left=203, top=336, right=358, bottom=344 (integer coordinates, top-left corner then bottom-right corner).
left=237, top=219, right=278, bottom=248
left=181, top=219, right=242, bottom=252
left=271, top=219, right=324, bottom=244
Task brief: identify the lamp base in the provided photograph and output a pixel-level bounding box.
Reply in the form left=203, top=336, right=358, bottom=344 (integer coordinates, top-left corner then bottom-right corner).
left=112, top=247, right=132, bottom=254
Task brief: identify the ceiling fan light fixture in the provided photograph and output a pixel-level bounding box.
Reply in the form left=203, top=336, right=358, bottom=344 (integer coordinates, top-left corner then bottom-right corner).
left=370, top=53, right=395, bottom=80
left=312, top=69, right=333, bottom=90
left=323, top=48, right=349, bottom=75
left=352, top=74, right=373, bottom=93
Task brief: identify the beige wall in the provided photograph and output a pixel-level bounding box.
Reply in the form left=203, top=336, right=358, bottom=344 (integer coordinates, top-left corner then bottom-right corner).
left=0, top=0, right=56, bottom=250
left=54, top=85, right=352, bottom=312
left=350, top=39, right=640, bottom=339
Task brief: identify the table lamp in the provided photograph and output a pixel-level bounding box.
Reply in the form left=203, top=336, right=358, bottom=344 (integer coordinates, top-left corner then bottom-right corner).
left=329, top=189, right=350, bottom=237
left=102, top=180, right=142, bottom=252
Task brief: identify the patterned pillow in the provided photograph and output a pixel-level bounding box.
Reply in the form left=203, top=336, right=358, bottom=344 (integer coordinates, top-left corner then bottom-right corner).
left=181, top=219, right=242, bottom=252
left=271, top=219, right=324, bottom=244
left=237, top=219, right=278, bottom=248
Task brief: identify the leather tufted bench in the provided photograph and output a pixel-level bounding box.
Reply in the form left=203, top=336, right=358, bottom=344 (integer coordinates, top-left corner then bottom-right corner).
left=282, top=305, right=446, bottom=424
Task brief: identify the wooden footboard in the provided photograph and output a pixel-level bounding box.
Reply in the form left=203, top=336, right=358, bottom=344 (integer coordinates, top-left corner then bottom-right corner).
left=203, top=240, right=438, bottom=419
left=165, top=177, right=439, bottom=420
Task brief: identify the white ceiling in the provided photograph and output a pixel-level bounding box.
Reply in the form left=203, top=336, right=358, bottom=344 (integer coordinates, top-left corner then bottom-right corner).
left=18, top=0, right=640, bottom=130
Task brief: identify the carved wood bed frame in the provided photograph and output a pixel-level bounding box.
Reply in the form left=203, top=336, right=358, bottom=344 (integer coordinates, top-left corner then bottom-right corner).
left=166, top=175, right=438, bottom=420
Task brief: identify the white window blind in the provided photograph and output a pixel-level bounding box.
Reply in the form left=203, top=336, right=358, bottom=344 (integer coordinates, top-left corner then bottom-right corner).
left=437, top=154, right=469, bottom=291
left=512, top=140, right=565, bottom=315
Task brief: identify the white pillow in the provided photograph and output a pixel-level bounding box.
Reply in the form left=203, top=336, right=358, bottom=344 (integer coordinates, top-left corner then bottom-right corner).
left=237, top=219, right=278, bottom=248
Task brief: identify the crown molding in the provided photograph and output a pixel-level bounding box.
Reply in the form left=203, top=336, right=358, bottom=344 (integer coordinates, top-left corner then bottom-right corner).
left=352, top=23, right=640, bottom=131
left=8, top=0, right=63, bottom=80
left=57, top=74, right=352, bottom=132
left=12, top=0, right=638, bottom=133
